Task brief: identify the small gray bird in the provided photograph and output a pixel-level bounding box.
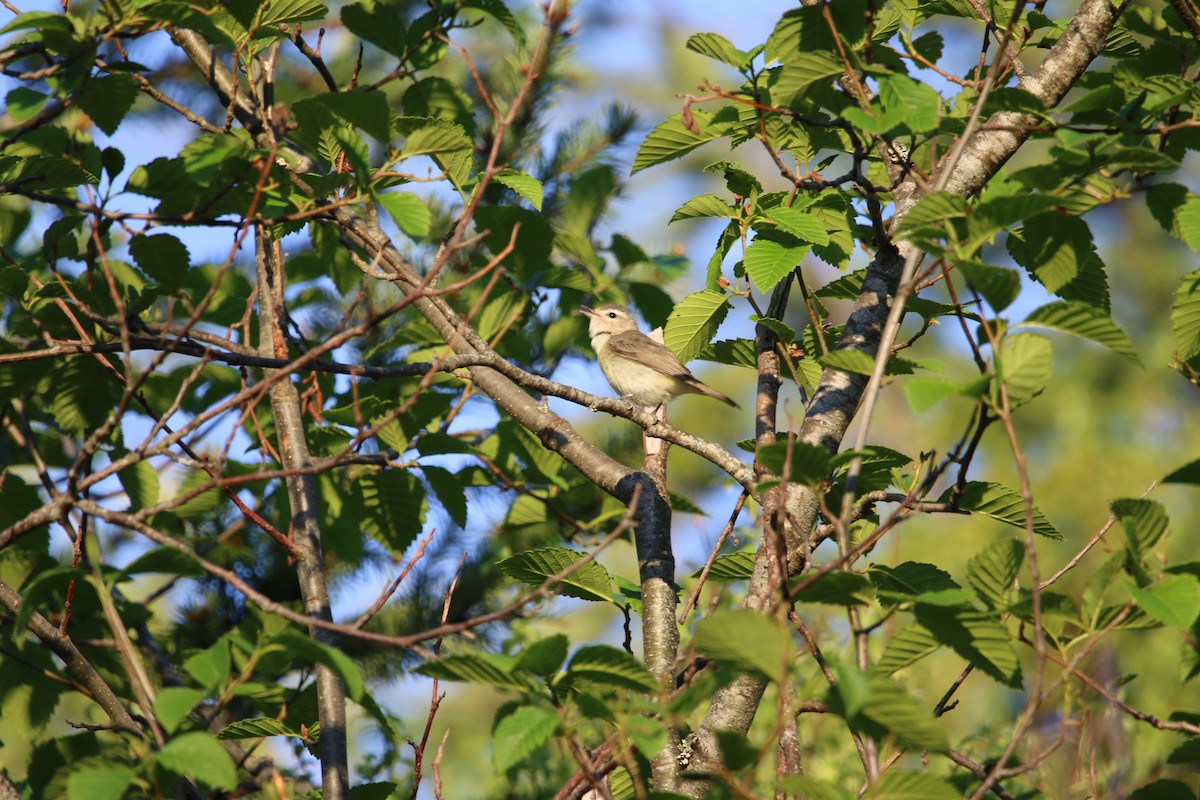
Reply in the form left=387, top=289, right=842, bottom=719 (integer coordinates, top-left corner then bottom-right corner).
left=580, top=304, right=738, bottom=409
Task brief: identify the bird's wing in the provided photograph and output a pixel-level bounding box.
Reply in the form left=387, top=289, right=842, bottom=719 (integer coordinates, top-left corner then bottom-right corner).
left=605, top=332, right=692, bottom=377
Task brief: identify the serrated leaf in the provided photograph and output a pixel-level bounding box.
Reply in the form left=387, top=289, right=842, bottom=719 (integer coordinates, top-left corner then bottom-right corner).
left=417, top=653, right=532, bottom=689
left=870, top=770, right=960, bottom=800
left=157, top=732, right=237, bottom=790
left=744, top=237, right=806, bottom=291
left=967, top=538, right=1023, bottom=609
left=750, top=314, right=796, bottom=342
left=566, top=645, right=660, bottom=692
left=1171, top=269, right=1200, bottom=362
left=792, top=571, right=875, bottom=606
left=870, top=561, right=959, bottom=601
left=1112, top=498, right=1168, bottom=553
left=996, top=333, right=1053, bottom=407
left=295, top=90, right=391, bottom=144
left=1021, top=301, right=1139, bottom=363
left=941, top=481, right=1062, bottom=540
left=377, top=191, right=430, bottom=238
left=359, top=471, right=425, bottom=555
left=819, top=348, right=917, bottom=376
left=664, top=290, right=730, bottom=364
left=77, top=74, right=139, bottom=136
left=756, top=439, right=831, bottom=485
left=879, top=74, right=941, bottom=134
left=876, top=624, right=939, bottom=674
left=686, top=32, right=749, bottom=69
left=828, top=674, right=949, bottom=752
left=1127, top=575, right=1200, bottom=628
left=670, top=193, right=738, bottom=223
left=493, top=705, right=562, bottom=772
left=913, top=605, right=1022, bottom=687
left=400, top=120, right=473, bottom=158
left=694, top=609, right=791, bottom=680
left=632, top=110, right=724, bottom=174
left=695, top=549, right=757, bottom=581
left=773, top=52, right=846, bottom=104
left=217, top=717, right=301, bottom=739
left=498, top=547, right=613, bottom=602
left=764, top=206, right=830, bottom=245
left=129, top=233, right=190, bottom=290
left=494, top=169, right=544, bottom=211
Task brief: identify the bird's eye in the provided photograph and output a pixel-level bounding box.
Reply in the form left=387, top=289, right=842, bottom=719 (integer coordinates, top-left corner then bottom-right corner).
left=607, top=312, right=617, bottom=319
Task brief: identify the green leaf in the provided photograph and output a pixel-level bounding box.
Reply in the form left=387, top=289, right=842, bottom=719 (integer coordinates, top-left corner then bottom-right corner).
left=792, top=571, right=875, bottom=606
left=129, top=233, right=190, bottom=291
left=513, top=634, right=569, bottom=675
left=399, top=119, right=473, bottom=159
left=156, top=732, right=237, bottom=790
left=493, top=705, right=562, bottom=772
left=260, top=0, right=328, bottom=27
left=341, top=3, right=407, bottom=57
left=1008, top=214, right=1107, bottom=305
left=217, top=717, right=301, bottom=739
left=870, top=771, right=960, bottom=800
left=295, top=90, right=392, bottom=144
left=1163, top=458, right=1200, bottom=485
left=359, top=470, right=426, bottom=555
left=184, top=638, right=231, bottom=690
left=269, top=630, right=365, bottom=700
left=1171, top=269, right=1200, bottom=362
left=942, top=481, right=1063, bottom=540
left=765, top=206, right=830, bottom=246
left=154, top=687, right=206, bottom=734
left=119, top=547, right=204, bottom=580
left=967, top=538, right=1023, bottom=609
left=632, top=109, right=724, bottom=174
left=996, top=333, right=1053, bottom=407
left=416, top=653, right=532, bottom=689
left=772, top=52, right=846, bottom=104
left=744, top=237, right=806, bottom=292
left=879, top=74, right=941, bottom=134
left=755, top=439, right=831, bottom=485
left=377, top=191, right=431, bottom=239
left=695, top=549, right=757, bottom=581
left=66, top=765, right=137, bottom=800
left=819, top=348, right=917, bottom=376
left=498, top=547, right=614, bottom=602
left=493, top=169, right=544, bottom=211
left=670, top=193, right=739, bottom=223
left=913, top=605, right=1022, bottom=687
left=876, top=624, right=939, bottom=674
left=77, top=74, right=139, bottom=136
left=903, top=376, right=985, bottom=413
left=1021, top=301, right=1140, bottom=363
left=1127, top=575, right=1200, bottom=628
left=421, top=465, right=467, bottom=528
left=686, top=32, right=750, bottom=69
left=1112, top=498, right=1169, bottom=554
left=693, top=609, right=791, bottom=680
left=828, top=674, right=949, bottom=753
left=870, top=561, right=959, bottom=602
left=5, top=87, right=48, bottom=123
left=954, top=260, right=1021, bottom=311
left=566, top=645, right=661, bottom=692
left=664, top=290, right=730, bottom=364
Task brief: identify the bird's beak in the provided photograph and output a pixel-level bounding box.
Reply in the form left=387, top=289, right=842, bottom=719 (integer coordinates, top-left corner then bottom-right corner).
left=579, top=305, right=596, bottom=318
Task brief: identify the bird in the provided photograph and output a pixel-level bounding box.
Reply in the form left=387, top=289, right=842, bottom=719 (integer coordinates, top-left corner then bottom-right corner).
left=580, top=303, right=738, bottom=409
